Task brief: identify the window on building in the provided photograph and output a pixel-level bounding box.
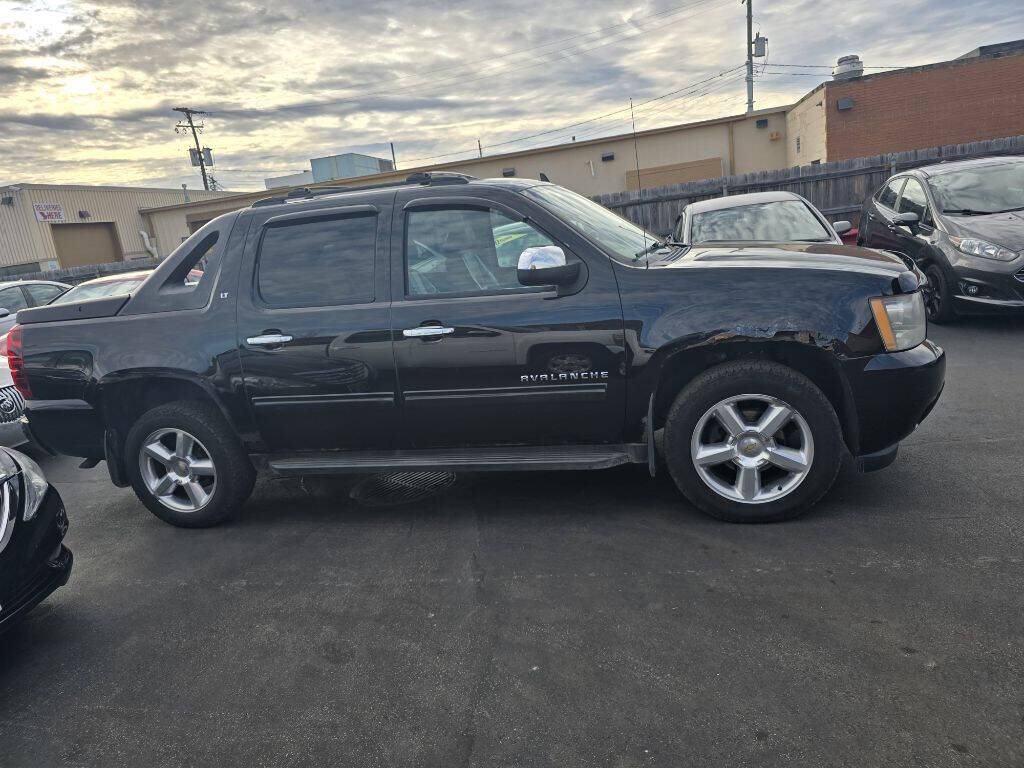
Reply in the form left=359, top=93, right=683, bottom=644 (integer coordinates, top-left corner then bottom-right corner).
left=0, top=263, right=41, bottom=280
left=796, top=136, right=801, bottom=154
left=257, top=213, right=376, bottom=308
left=405, top=207, right=555, bottom=296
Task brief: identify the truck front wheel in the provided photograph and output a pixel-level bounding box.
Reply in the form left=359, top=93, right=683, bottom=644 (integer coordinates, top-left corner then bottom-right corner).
left=663, top=360, right=843, bottom=523
left=125, top=401, right=255, bottom=528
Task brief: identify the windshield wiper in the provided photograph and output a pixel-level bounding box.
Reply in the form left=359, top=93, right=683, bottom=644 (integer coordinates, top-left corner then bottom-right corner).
left=990, top=205, right=1024, bottom=214
left=633, top=238, right=672, bottom=259
left=942, top=208, right=994, bottom=216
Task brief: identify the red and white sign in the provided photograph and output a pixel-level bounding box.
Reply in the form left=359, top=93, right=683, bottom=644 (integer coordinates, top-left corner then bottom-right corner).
left=33, top=202, right=65, bottom=222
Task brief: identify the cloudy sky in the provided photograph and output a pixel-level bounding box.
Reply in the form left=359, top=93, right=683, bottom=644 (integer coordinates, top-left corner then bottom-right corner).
left=1, top=0, right=1021, bottom=191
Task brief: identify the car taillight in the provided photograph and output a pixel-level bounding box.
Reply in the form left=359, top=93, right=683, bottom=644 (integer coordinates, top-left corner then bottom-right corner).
left=7, top=325, right=31, bottom=400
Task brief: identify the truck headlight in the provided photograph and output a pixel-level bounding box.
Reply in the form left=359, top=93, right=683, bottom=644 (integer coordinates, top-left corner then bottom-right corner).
left=950, top=237, right=1018, bottom=262
left=870, top=293, right=926, bottom=352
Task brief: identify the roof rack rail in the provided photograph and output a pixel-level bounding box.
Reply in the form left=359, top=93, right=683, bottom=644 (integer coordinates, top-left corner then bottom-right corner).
left=251, top=172, right=478, bottom=208
left=405, top=172, right=476, bottom=185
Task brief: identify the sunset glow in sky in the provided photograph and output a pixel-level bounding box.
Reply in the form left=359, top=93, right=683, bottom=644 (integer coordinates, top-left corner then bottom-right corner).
left=1, top=0, right=1021, bottom=190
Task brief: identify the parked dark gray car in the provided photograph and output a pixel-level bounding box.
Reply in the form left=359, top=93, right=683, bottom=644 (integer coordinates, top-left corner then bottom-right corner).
left=0, top=280, right=70, bottom=336
left=859, top=156, right=1024, bottom=323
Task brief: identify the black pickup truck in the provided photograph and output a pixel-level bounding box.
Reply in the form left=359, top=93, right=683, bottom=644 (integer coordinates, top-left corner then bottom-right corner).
left=10, top=173, right=945, bottom=526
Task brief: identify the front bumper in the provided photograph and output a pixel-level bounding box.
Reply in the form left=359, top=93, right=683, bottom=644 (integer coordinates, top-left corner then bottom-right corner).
left=842, top=340, right=946, bottom=462
left=949, top=260, right=1024, bottom=313
left=0, top=488, right=72, bottom=634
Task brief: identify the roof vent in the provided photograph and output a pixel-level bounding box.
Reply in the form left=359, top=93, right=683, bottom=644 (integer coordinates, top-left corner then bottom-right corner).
left=833, top=55, right=864, bottom=80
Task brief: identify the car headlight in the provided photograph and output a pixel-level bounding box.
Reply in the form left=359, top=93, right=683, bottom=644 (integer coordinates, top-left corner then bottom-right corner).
left=950, top=237, right=1019, bottom=262
left=870, top=293, right=927, bottom=352
left=14, top=451, right=49, bottom=522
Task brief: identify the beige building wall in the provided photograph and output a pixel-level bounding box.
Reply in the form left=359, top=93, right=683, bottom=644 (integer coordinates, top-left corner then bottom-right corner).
left=143, top=108, right=792, bottom=246
left=785, top=86, right=828, bottom=166
left=0, top=184, right=229, bottom=269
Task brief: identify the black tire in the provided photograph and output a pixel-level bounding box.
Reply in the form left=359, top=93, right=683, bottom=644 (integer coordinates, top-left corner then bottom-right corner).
left=125, top=401, right=255, bottom=528
left=663, top=360, right=843, bottom=523
left=924, top=263, right=957, bottom=324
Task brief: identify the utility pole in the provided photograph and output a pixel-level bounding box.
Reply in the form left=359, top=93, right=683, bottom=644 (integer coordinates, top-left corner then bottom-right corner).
left=478, top=139, right=483, bottom=158
left=390, top=142, right=397, bottom=170
left=743, top=0, right=754, bottom=113
left=173, top=106, right=210, bottom=190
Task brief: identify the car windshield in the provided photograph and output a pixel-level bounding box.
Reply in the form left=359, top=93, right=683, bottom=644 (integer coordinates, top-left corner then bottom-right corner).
left=520, top=184, right=661, bottom=263
left=928, top=163, right=1024, bottom=214
left=51, top=276, right=147, bottom=304
left=690, top=200, right=834, bottom=243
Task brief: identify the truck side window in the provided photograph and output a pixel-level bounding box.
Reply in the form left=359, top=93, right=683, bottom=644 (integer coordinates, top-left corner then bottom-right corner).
left=898, top=179, right=933, bottom=227
left=405, top=207, right=554, bottom=296
left=257, top=214, right=376, bottom=308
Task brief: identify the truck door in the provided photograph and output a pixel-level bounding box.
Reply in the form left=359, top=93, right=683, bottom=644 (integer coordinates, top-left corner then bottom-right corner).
left=236, top=198, right=398, bottom=451
left=389, top=190, right=626, bottom=448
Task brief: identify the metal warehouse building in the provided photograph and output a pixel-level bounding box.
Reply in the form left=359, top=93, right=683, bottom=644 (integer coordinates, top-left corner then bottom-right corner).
left=0, top=183, right=229, bottom=277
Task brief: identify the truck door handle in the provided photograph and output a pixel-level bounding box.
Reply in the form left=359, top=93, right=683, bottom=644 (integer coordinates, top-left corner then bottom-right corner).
left=403, top=326, right=454, bottom=338
left=247, top=333, right=293, bottom=346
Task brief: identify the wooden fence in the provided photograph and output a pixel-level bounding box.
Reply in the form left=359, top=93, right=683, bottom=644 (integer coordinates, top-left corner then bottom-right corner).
left=593, top=134, right=1024, bottom=236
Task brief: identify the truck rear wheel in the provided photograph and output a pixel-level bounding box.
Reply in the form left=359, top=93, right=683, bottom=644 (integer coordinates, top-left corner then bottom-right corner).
left=125, top=401, right=255, bottom=528
left=663, top=360, right=843, bottom=523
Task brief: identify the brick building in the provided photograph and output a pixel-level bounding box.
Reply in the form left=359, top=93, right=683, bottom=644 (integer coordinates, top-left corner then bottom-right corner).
left=786, top=40, right=1024, bottom=165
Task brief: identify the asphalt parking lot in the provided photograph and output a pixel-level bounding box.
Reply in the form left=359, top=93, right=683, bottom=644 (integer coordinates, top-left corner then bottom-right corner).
left=1, top=316, right=1022, bottom=768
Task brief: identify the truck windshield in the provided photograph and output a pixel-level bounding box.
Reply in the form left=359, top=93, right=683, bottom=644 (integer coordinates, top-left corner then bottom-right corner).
left=928, top=162, right=1024, bottom=214
left=690, top=200, right=834, bottom=243
left=521, top=184, right=659, bottom=263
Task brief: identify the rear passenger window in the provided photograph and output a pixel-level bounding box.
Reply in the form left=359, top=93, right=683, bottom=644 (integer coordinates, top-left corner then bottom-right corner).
left=0, top=287, right=28, bottom=313
left=257, top=214, right=376, bottom=307
left=25, top=284, right=65, bottom=305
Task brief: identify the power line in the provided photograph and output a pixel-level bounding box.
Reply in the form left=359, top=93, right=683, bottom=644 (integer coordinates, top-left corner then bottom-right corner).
left=502, top=69, right=747, bottom=150
left=766, top=62, right=911, bottom=69
left=212, top=0, right=732, bottom=119
left=398, top=64, right=746, bottom=164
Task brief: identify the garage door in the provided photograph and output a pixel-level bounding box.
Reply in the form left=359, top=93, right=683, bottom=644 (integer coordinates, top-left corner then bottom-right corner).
left=51, top=223, right=121, bottom=268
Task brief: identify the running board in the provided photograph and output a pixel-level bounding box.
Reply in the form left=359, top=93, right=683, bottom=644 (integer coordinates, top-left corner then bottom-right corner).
left=266, top=444, right=647, bottom=475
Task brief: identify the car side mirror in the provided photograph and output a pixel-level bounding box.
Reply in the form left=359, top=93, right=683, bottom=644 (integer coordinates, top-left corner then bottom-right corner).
left=517, top=246, right=580, bottom=287
left=832, top=220, right=852, bottom=236
left=0, top=308, right=9, bottom=319
left=893, top=212, right=920, bottom=232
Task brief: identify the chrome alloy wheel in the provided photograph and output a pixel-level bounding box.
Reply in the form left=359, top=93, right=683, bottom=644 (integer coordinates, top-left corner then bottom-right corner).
left=139, top=428, right=217, bottom=513
left=690, top=394, right=814, bottom=504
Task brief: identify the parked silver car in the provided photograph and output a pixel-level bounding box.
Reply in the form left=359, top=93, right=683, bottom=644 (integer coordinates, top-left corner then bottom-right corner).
left=673, top=191, right=852, bottom=245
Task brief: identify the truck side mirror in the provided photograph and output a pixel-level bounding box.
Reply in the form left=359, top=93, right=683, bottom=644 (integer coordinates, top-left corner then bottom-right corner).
left=832, top=220, right=852, bottom=236
left=517, top=246, right=580, bottom=287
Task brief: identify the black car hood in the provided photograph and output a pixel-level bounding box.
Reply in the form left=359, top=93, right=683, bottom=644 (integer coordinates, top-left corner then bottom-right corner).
left=943, top=210, right=1024, bottom=250
left=654, top=242, right=910, bottom=279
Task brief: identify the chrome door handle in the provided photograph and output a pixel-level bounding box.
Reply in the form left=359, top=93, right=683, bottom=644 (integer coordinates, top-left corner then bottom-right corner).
left=403, top=326, right=454, bottom=338
left=247, top=334, right=293, bottom=346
